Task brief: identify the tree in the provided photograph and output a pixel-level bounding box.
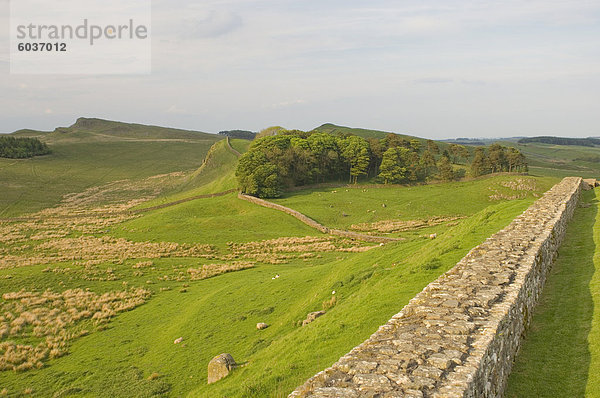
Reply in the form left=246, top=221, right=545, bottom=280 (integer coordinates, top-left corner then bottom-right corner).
left=378, top=147, right=411, bottom=184
left=420, top=150, right=437, bottom=180
left=488, top=144, right=507, bottom=173
left=289, top=137, right=316, bottom=185
left=367, top=137, right=384, bottom=177
left=470, top=147, right=489, bottom=177
left=437, top=156, right=455, bottom=181
left=307, top=133, right=340, bottom=183
left=0, top=136, right=51, bottom=159
left=427, top=140, right=440, bottom=155
left=449, top=144, right=465, bottom=163
left=247, top=164, right=283, bottom=198
left=507, top=147, right=528, bottom=172
left=459, top=145, right=470, bottom=161
left=236, top=151, right=284, bottom=197
left=409, top=139, right=422, bottom=153
left=340, top=136, right=371, bottom=184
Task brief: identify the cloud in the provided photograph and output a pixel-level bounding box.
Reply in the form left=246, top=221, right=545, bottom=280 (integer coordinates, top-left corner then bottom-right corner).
left=267, top=99, right=307, bottom=109
left=179, top=9, right=243, bottom=39
left=414, top=78, right=454, bottom=84
left=166, top=105, right=191, bottom=114
left=165, top=104, right=197, bottom=116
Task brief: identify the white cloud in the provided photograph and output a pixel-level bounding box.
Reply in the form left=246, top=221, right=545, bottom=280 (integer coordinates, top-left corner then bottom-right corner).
left=166, top=104, right=192, bottom=115
left=1, top=0, right=599, bottom=137
left=267, top=99, right=307, bottom=109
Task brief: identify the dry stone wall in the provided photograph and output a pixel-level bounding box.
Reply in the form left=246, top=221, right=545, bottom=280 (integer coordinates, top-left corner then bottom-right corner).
left=238, top=193, right=401, bottom=243
left=289, top=177, right=583, bottom=398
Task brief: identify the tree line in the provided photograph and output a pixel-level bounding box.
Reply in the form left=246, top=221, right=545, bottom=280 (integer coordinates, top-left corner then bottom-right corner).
left=470, top=144, right=528, bottom=177
left=518, top=136, right=600, bottom=147
left=236, top=129, right=527, bottom=198
left=218, top=130, right=256, bottom=140
left=0, top=136, right=51, bottom=159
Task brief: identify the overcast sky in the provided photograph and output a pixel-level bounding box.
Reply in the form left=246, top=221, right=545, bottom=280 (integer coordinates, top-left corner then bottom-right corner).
left=1, top=0, right=599, bottom=138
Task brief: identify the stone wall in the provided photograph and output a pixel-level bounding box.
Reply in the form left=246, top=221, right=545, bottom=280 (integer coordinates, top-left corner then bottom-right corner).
left=289, top=177, right=583, bottom=398
left=238, top=193, right=401, bottom=243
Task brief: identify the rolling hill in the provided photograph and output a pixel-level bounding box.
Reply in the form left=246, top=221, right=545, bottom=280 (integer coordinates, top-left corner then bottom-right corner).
left=0, top=118, right=220, bottom=216
left=1, top=118, right=598, bottom=397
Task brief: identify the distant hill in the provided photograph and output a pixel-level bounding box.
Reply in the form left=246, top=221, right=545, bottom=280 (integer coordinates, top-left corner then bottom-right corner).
left=441, top=138, right=488, bottom=146
left=0, top=117, right=221, bottom=216
left=518, top=136, right=600, bottom=147
left=312, top=123, right=402, bottom=140
left=218, top=130, right=256, bottom=140
left=311, top=123, right=452, bottom=151
left=10, top=117, right=217, bottom=142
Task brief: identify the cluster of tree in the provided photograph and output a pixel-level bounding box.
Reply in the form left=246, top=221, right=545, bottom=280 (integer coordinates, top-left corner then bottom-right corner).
left=218, top=130, right=256, bottom=140
left=470, top=144, right=528, bottom=177
left=0, top=136, right=51, bottom=159
left=235, top=129, right=478, bottom=198
left=518, top=136, right=600, bottom=147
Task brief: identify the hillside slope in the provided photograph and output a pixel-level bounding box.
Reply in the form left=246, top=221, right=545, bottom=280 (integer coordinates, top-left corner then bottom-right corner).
left=502, top=140, right=600, bottom=179
left=0, top=119, right=220, bottom=216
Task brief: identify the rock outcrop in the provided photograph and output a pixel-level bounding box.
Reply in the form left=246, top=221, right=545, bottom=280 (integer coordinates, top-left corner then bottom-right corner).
left=207, top=353, right=237, bottom=384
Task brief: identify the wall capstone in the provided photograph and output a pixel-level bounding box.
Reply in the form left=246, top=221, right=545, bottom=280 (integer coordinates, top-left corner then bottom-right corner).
left=289, top=177, right=583, bottom=398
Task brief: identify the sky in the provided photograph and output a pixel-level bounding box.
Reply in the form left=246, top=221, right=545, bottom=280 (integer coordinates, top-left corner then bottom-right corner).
left=1, top=0, right=599, bottom=138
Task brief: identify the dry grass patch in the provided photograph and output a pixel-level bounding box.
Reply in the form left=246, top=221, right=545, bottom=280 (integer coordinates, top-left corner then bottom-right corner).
left=226, top=236, right=377, bottom=264
left=187, top=261, right=255, bottom=280
left=0, top=287, right=150, bottom=371
left=1, top=236, right=215, bottom=269
left=489, top=178, right=540, bottom=201
left=350, top=216, right=465, bottom=234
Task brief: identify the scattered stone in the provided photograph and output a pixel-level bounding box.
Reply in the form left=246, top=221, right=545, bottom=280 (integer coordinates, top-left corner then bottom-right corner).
left=302, top=310, right=326, bottom=326
left=207, top=353, right=236, bottom=384
left=256, top=323, right=269, bottom=330
left=583, top=178, right=598, bottom=190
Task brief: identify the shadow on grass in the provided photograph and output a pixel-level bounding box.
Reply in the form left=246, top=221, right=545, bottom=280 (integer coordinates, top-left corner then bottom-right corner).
left=505, top=190, right=597, bottom=397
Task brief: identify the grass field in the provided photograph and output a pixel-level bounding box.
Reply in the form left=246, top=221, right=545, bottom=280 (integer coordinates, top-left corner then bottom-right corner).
left=0, top=118, right=219, bottom=217
left=501, top=140, right=600, bottom=179
left=132, top=138, right=250, bottom=211
left=505, top=188, right=600, bottom=397
left=0, top=161, right=555, bottom=398
left=2, top=118, right=597, bottom=397
left=271, top=175, right=557, bottom=239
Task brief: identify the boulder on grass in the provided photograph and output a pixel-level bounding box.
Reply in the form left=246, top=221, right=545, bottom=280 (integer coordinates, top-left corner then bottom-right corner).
left=207, top=353, right=236, bottom=384
left=302, top=310, right=326, bottom=326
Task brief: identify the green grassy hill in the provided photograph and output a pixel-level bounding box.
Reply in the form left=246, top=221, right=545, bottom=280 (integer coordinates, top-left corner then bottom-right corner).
left=505, top=140, right=600, bottom=179
left=311, top=123, right=455, bottom=156
left=0, top=118, right=220, bottom=216
left=0, top=168, right=555, bottom=397
left=312, top=123, right=426, bottom=142
left=0, top=118, right=595, bottom=397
